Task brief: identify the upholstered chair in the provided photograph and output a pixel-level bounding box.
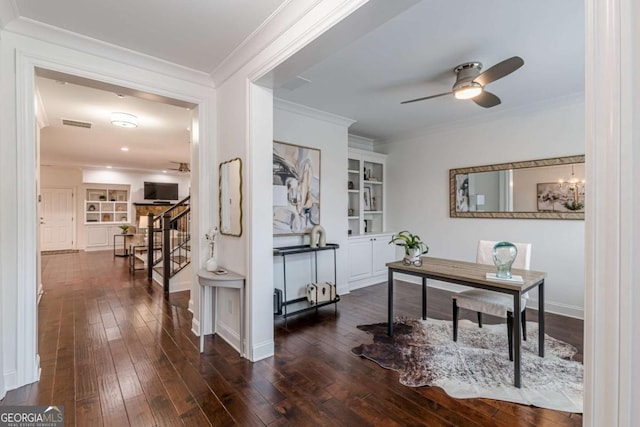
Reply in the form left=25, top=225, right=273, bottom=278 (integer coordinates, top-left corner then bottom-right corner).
left=452, top=240, right=532, bottom=361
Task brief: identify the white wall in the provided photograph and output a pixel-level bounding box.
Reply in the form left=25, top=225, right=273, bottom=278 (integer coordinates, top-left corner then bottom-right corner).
left=40, top=167, right=191, bottom=250
left=380, top=98, right=585, bottom=318
left=0, top=28, right=214, bottom=398
left=83, top=169, right=191, bottom=203
left=272, top=100, right=352, bottom=299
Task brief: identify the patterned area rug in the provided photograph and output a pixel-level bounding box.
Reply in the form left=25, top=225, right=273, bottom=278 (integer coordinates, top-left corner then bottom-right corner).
left=352, top=318, right=583, bottom=413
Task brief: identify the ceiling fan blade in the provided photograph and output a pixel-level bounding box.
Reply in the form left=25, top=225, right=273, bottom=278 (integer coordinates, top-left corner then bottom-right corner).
left=473, top=91, right=501, bottom=108
left=401, top=91, right=452, bottom=104
left=473, top=56, right=524, bottom=86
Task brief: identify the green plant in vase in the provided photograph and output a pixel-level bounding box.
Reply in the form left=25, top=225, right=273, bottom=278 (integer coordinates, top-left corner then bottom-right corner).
left=389, top=230, right=429, bottom=266
left=118, top=224, right=130, bottom=234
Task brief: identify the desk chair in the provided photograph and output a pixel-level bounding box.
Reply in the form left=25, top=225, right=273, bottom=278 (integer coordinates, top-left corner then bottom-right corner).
left=452, top=240, right=532, bottom=361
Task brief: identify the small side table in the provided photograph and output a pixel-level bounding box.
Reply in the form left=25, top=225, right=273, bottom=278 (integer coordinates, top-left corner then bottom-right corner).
left=113, top=233, right=133, bottom=257
left=198, top=268, right=245, bottom=356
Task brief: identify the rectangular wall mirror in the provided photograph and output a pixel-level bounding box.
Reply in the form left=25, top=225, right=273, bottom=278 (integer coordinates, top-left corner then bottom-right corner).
left=219, top=157, right=243, bottom=236
left=450, top=155, right=585, bottom=219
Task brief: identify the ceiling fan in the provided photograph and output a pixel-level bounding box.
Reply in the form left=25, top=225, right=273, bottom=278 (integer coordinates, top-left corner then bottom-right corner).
left=168, top=161, right=190, bottom=173
left=401, top=56, right=524, bottom=108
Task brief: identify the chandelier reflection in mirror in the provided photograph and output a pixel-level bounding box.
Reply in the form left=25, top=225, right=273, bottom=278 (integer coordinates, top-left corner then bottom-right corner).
left=558, top=165, right=585, bottom=211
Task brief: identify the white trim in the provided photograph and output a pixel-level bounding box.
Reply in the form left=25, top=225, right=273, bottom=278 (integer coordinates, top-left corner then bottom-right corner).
left=584, top=0, right=639, bottom=423
left=348, top=133, right=376, bottom=150
left=4, top=33, right=215, bottom=394
left=251, top=340, right=276, bottom=362
left=15, top=49, right=39, bottom=387
left=37, top=283, right=43, bottom=305
left=188, top=298, right=194, bottom=314
left=0, top=0, right=19, bottom=28
left=245, top=0, right=370, bottom=83
left=2, top=370, right=16, bottom=392
left=34, top=85, right=48, bottom=128
left=274, top=97, right=355, bottom=127
left=4, top=18, right=213, bottom=87
left=212, top=0, right=322, bottom=85
left=191, top=318, right=200, bottom=338
left=216, top=321, right=241, bottom=354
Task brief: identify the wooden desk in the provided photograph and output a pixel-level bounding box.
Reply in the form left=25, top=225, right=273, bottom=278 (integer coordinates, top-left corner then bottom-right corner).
left=198, top=268, right=245, bottom=356
left=387, top=257, right=546, bottom=388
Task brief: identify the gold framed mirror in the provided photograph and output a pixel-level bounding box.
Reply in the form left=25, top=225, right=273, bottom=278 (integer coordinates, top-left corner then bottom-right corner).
left=219, top=158, right=243, bottom=236
left=450, top=155, right=585, bottom=219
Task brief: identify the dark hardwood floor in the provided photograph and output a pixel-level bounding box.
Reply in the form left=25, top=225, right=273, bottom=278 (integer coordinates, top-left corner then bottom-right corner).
left=1, top=251, right=583, bottom=426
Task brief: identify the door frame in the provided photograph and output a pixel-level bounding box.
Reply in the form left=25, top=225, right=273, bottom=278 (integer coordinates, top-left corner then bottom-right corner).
left=8, top=39, right=215, bottom=389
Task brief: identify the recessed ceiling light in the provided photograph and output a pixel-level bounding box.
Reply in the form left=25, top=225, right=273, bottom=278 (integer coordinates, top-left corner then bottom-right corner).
left=162, top=170, right=167, bottom=173
left=120, top=147, right=129, bottom=152
left=116, top=94, right=124, bottom=98
left=111, top=112, right=137, bottom=128
left=106, top=165, right=112, bottom=169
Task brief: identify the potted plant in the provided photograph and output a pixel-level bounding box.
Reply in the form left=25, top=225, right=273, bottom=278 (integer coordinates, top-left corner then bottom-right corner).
left=389, top=230, right=429, bottom=265
left=118, top=224, right=130, bottom=234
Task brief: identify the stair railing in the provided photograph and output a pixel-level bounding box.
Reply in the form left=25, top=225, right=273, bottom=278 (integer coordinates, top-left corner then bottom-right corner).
left=146, top=196, right=191, bottom=292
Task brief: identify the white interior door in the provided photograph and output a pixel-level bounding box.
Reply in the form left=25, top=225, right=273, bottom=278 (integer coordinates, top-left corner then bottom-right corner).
left=40, top=188, right=74, bottom=251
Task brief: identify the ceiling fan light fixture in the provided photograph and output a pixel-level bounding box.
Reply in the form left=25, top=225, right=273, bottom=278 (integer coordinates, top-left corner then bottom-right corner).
left=453, top=83, right=483, bottom=100
left=111, top=112, right=138, bottom=128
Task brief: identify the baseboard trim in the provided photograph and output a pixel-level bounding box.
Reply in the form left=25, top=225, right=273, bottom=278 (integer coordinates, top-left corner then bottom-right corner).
left=191, top=318, right=200, bottom=337
left=216, top=321, right=241, bottom=355
left=251, top=340, right=275, bottom=362
left=188, top=299, right=194, bottom=314
left=37, top=283, right=43, bottom=304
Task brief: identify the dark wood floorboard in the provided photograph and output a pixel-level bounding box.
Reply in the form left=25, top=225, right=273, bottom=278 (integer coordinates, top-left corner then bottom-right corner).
left=1, top=251, right=583, bottom=426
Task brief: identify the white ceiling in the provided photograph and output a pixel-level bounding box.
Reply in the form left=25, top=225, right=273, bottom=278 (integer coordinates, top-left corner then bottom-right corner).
left=8, top=0, right=288, bottom=74
left=37, top=74, right=192, bottom=173
left=274, top=0, right=585, bottom=140
left=5, top=0, right=584, bottom=171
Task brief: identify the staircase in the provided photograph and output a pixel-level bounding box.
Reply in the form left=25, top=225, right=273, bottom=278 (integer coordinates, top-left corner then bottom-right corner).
left=146, top=196, right=191, bottom=292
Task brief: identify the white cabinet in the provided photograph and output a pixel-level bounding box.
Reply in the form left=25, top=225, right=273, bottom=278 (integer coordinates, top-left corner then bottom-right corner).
left=85, top=225, right=122, bottom=250
left=348, top=148, right=387, bottom=236
left=348, top=233, right=396, bottom=290
left=85, top=186, right=130, bottom=224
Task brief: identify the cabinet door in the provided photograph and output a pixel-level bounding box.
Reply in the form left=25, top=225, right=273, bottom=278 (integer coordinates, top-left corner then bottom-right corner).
left=372, top=236, right=396, bottom=276
left=86, top=226, right=109, bottom=247
left=348, top=238, right=373, bottom=281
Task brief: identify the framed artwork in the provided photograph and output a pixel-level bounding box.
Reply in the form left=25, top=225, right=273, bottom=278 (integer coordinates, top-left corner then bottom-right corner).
left=455, top=174, right=470, bottom=212
left=363, top=187, right=372, bottom=211
left=537, top=182, right=585, bottom=212
left=273, top=141, right=321, bottom=235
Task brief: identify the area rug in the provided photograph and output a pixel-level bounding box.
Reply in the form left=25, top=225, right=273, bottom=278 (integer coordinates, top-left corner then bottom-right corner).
left=352, top=318, right=583, bottom=413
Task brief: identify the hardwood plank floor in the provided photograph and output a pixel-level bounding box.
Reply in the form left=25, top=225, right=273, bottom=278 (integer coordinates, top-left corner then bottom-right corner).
left=1, top=251, right=583, bottom=426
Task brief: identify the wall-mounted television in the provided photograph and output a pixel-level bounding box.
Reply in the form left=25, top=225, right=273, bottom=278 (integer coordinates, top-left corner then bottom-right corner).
left=144, top=182, right=179, bottom=201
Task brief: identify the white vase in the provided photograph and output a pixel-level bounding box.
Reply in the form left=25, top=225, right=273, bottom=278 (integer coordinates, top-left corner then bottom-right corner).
left=206, top=257, right=218, bottom=272
left=405, top=247, right=421, bottom=263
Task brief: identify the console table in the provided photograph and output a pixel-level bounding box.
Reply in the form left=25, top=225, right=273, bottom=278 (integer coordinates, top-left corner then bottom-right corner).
left=387, top=257, right=546, bottom=388
left=273, top=244, right=339, bottom=326
left=198, top=268, right=245, bottom=356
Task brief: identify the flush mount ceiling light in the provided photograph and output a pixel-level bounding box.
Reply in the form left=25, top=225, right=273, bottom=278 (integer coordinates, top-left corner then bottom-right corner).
left=110, top=112, right=137, bottom=128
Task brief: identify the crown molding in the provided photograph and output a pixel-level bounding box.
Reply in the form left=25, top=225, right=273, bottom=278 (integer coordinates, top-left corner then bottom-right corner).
left=274, top=97, right=355, bottom=127
left=377, top=92, right=585, bottom=146
left=4, top=17, right=214, bottom=88
left=211, top=0, right=321, bottom=85
left=0, top=0, right=18, bottom=29
left=348, top=133, right=375, bottom=150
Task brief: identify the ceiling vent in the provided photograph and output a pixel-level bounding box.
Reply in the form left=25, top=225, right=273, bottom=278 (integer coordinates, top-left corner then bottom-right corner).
left=61, top=118, right=92, bottom=129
